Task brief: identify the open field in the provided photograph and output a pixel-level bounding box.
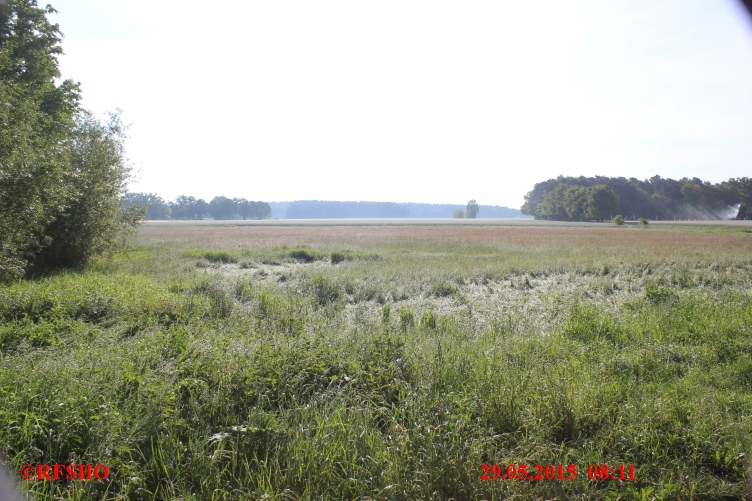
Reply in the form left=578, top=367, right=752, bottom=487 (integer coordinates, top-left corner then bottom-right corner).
left=2, top=220, right=752, bottom=500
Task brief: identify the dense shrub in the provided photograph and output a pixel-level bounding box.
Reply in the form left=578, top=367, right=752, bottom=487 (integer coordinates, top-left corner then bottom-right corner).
left=0, top=2, right=141, bottom=280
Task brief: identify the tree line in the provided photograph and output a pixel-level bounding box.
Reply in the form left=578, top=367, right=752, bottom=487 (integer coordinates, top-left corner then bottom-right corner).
left=1, top=1, right=142, bottom=281
left=521, top=175, right=752, bottom=221
left=267, top=200, right=524, bottom=219
left=123, top=194, right=272, bottom=220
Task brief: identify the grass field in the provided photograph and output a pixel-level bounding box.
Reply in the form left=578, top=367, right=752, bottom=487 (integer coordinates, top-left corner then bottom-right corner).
left=2, top=219, right=752, bottom=500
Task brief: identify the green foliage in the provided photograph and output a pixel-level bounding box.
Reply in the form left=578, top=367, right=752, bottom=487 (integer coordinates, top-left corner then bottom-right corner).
left=195, top=196, right=272, bottom=220
left=429, top=280, right=457, bottom=297
left=200, top=251, right=237, bottom=264
left=420, top=310, right=438, bottom=329
left=123, top=192, right=171, bottom=220
left=644, top=286, right=677, bottom=303
left=588, top=184, right=620, bottom=221
left=33, top=111, right=142, bottom=269
left=523, top=175, right=746, bottom=221
left=613, top=214, right=625, bottom=225
left=235, top=198, right=272, bottom=220
left=0, top=2, right=139, bottom=279
left=537, top=183, right=619, bottom=222
left=326, top=249, right=381, bottom=264
left=306, top=273, right=341, bottom=305
left=465, top=199, right=479, bottom=219
left=399, top=307, right=414, bottom=331
left=169, top=195, right=208, bottom=220
left=288, top=248, right=322, bottom=263
left=639, top=217, right=649, bottom=226
left=125, top=194, right=271, bottom=221
left=208, top=195, right=236, bottom=220
left=452, top=209, right=464, bottom=218
left=4, top=225, right=752, bottom=499
left=0, top=0, right=80, bottom=280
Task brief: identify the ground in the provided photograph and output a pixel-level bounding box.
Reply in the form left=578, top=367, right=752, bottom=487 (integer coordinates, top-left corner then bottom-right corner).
left=2, top=219, right=751, bottom=500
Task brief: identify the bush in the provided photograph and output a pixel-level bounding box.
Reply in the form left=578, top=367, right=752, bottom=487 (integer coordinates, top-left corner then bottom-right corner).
left=613, top=215, right=625, bottom=226
left=639, top=218, right=649, bottom=226
left=452, top=210, right=464, bottom=218
left=31, top=112, right=142, bottom=270
left=0, top=4, right=142, bottom=279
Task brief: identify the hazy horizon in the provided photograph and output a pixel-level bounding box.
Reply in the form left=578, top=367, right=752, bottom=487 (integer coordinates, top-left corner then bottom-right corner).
left=54, top=0, right=752, bottom=207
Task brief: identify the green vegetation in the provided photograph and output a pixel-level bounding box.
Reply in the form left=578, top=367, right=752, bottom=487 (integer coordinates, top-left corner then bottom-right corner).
left=522, top=175, right=752, bottom=221
left=0, top=0, right=141, bottom=281
left=535, top=184, right=619, bottom=222
left=122, top=194, right=271, bottom=220
left=613, top=215, right=625, bottom=226
left=2, top=221, right=752, bottom=500
left=465, top=200, right=479, bottom=219
left=453, top=209, right=465, bottom=218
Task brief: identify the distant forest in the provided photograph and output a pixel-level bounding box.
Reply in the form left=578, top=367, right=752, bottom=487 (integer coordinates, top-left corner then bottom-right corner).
left=126, top=195, right=526, bottom=220
left=521, top=176, right=752, bottom=221
left=270, top=201, right=525, bottom=219
left=123, top=194, right=271, bottom=220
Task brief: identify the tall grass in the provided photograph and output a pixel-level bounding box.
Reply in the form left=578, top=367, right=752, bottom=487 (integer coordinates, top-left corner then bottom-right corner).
left=2, top=221, right=752, bottom=500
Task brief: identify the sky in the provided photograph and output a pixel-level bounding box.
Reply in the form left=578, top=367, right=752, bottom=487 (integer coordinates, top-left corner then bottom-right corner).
left=52, top=0, right=752, bottom=208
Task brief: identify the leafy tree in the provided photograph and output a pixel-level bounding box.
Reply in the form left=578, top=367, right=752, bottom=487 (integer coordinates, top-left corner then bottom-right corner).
left=123, top=192, right=170, bottom=220
left=585, top=185, right=619, bottom=222
left=209, top=196, right=236, bottom=220
left=521, top=177, right=561, bottom=218
left=452, top=209, right=464, bottom=218
left=539, top=185, right=570, bottom=220
left=234, top=198, right=270, bottom=220
left=563, top=185, right=589, bottom=221
left=465, top=200, right=479, bottom=219
left=1, top=0, right=139, bottom=279
left=34, top=111, right=144, bottom=268
left=169, top=195, right=207, bottom=220
left=250, top=200, right=272, bottom=219
left=1, top=0, right=81, bottom=280
left=612, top=215, right=625, bottom=226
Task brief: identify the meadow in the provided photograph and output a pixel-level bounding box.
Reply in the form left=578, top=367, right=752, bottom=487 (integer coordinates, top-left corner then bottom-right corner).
left=2, top=219, right=752, bottom=500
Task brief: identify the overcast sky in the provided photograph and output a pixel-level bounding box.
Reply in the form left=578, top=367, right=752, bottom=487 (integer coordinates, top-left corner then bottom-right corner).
left=53, top=0, right=752, bottom=208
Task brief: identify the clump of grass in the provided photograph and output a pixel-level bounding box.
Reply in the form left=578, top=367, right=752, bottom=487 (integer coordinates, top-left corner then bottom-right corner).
left=420, top=310, right=438, bottom=330
left=330, top=251, right=347, bottom=264
left=399, top=307, right=414, bottom=331
left=288, top=247, right=321, bottom=263
left=305, top=273, right=341, bottom=305
left=182, top=250, right=238, bottom=263
left=429, top=280, right=457, bottom=298
left=331, top=249, right=382, bottom=264
left=644, top=286, right=677, bottom=303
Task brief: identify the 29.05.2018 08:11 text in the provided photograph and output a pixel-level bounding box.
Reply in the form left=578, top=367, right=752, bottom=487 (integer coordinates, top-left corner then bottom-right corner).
left=479, top=464, right=636, bottom=481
